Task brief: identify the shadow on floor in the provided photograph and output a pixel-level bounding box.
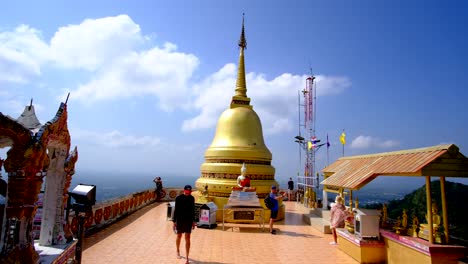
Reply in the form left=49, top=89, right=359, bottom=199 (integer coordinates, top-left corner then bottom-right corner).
left=275, top=230, right=322, bottom=238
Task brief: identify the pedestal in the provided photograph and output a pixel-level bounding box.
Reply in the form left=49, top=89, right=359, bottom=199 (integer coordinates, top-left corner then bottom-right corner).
left=381, top=229, right=466, bottom=264
left=336, top=228, right=386, bottom=263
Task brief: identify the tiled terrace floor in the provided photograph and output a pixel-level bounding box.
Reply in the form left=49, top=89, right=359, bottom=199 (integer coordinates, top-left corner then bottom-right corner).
left=82, top=201, right=358, bottom=264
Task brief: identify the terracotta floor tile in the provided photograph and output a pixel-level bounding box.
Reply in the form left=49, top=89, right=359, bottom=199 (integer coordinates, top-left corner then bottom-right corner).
left=82, top=201, right=357, bottom=264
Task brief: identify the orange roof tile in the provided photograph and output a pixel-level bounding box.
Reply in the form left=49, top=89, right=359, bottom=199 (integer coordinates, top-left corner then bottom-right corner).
left=321, top=144, right=468, bottom=190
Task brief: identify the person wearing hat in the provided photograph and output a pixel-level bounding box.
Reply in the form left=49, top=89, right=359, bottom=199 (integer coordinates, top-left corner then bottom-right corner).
left=268, top=185, right=281, bottom=234
left=172, top=185, right=196, bottom=263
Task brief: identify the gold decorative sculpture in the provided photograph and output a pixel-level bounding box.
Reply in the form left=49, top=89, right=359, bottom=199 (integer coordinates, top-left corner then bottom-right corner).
left=381, top=203, right=390, bottom=228
left=393, top=216, right=402, bottom=234
left=393, top=209, right=409, bottom=235
left=419, top=202, right=444, bottom=243
left=402, top=209, right=408, bottom=229
left=408, top=215, right=419, bottom=237
left=0, top=101, right=77, bottom=262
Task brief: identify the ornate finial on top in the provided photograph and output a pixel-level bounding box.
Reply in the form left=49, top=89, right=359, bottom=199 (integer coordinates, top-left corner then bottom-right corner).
left=231, top=13, right=251, bottom=107
left=65, top=92, right=70, bottom=105
left=238, top=13, right=247, bottom=49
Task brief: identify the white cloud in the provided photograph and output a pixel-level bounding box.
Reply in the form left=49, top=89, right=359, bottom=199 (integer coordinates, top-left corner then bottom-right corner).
left=0, top=99, right=24, bottom=117
left=50, top=15, right=144, bottom=71
left=350, top=135, right=399, bottom=149
left=45, top=15, right=199, bottom=111
left=182, top=63, right=236, bottom=131
left=183, top=68, right=351, bottom=134
left=315, top=75, right=351, bottom=96
left=0, top=25, right=49, bottom=83
left=69, top=45, right=199, bottom=110
left=72, top=128, right=161, bottom=148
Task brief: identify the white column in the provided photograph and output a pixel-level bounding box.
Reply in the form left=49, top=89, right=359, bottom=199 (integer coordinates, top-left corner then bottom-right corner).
left=39, top=147, right=67, bottom=245
left=322, top=190, right=328, bottom=209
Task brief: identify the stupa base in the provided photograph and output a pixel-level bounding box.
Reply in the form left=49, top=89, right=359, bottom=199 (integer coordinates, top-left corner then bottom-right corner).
left=192, top=191, right=285, bottom=223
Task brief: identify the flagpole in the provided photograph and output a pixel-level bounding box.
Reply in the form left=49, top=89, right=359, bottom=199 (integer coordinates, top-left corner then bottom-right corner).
left=327, top=144, right=329, bottom=165
left=340, top=129, right=346, bottom=157
left=326, top=133, right=330, bottom=165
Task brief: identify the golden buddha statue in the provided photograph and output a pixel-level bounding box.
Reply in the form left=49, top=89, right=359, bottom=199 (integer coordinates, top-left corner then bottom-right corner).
left=380, top=203, right=389, bottom=228
left=402, top=209, right=408, bottom=229
left=418, top=202, right=443, bottom=243
left=393, top=209, right=408, bottom=235
left=409, top=215, right=419, bottom=237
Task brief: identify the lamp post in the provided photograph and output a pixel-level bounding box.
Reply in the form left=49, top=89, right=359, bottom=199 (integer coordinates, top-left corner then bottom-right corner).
left=69, top=184, right=96, bottom=264
left=294, top=135, right=305, bottom=204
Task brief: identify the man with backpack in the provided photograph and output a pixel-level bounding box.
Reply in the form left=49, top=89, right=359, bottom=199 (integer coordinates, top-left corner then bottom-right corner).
left=267, top=185, right=281, bottom=234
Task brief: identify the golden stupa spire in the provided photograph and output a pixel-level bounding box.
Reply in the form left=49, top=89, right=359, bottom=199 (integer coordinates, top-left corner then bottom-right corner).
left=231, top=13, right=251, bottom=108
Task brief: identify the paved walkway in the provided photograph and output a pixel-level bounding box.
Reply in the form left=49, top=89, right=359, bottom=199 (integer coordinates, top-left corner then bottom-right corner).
left=82, top=202, right=357, bottom=264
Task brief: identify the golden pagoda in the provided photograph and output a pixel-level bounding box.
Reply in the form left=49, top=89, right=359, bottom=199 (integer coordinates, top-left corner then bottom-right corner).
left=194, top=15, right=284, bottom=221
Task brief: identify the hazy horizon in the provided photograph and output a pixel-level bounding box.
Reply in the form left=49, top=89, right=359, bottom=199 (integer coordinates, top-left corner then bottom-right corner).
left=69, top=169, right=468, bottom=203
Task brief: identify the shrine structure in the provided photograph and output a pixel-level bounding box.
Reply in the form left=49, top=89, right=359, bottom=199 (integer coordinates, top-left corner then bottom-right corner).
left=321, top=144, right=468, bottom=263
left=0, top=100, right=78, bottom=263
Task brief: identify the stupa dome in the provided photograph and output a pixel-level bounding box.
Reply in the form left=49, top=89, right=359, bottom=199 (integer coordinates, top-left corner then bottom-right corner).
left=205, top=106, right=272, bottom=161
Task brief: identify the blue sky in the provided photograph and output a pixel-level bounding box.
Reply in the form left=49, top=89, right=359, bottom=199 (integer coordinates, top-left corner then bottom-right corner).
left=1, top=1, right=467, bottom=185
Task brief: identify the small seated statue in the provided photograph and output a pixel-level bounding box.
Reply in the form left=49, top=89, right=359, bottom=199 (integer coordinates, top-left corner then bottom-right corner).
left=235, top=163, right=255, bottom=191
left=201, top=184, right=209, bottom=197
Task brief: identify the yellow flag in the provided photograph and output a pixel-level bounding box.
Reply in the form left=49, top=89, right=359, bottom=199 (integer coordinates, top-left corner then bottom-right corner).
left=307, top=141, right=312, bottom=150
left=340, top=132, right=346, bottom=145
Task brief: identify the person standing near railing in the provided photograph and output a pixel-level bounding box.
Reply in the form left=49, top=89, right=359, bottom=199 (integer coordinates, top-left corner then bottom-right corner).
left=153, top=177, right=163, bottom=201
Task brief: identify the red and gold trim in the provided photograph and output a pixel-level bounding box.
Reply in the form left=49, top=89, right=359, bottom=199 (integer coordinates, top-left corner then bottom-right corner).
left=94, top=208, right=103, bottom=224
left=103, top=206, right=111, bottom=220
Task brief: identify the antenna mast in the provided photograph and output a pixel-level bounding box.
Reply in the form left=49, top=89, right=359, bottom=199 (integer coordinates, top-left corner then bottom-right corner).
left=295, top=69, right=321, bottom=207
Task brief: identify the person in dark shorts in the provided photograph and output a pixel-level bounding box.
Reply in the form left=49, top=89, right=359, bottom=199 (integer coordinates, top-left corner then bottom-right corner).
left=287, top=177, right=294, bottom=201
left=269, top=185, right=281, bottom=234
left=172, top=185, right=196, bottom=263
